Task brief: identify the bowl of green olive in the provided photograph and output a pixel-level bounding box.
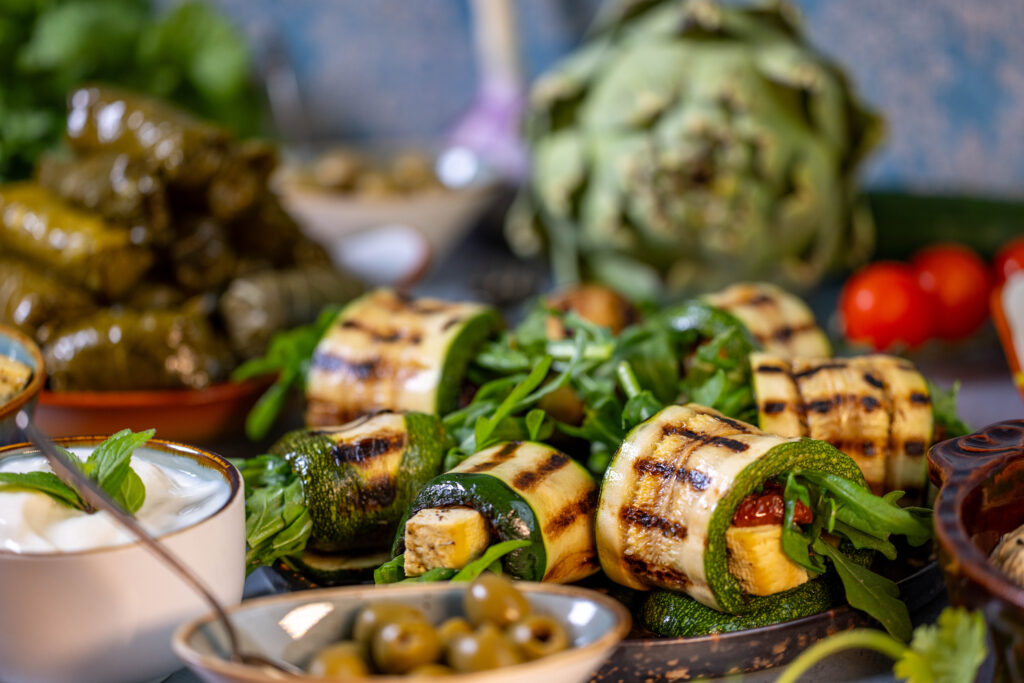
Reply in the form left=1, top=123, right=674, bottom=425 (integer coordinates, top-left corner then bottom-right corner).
left=172, top=574, right=631, bottom=682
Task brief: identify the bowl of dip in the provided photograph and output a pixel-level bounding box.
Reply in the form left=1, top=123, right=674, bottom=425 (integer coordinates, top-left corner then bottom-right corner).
left=0, top=324, right=45, bottom=446
left=0, top=435, right=245, bottom=683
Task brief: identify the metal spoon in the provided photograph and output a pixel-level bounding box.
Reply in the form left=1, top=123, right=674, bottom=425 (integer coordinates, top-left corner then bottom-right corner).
left=14, top=411, right=303, bottom=677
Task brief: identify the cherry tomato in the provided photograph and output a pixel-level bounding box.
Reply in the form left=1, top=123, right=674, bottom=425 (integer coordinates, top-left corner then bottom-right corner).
left=994, top=236, right=1024, bottom=286
left=911, top=243, right=991, bottom=340
left=839, top=261, right=935, bottom=351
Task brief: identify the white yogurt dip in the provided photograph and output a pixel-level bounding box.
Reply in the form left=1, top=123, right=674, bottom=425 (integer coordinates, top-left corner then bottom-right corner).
left=0, top=446, right=231, bottom=553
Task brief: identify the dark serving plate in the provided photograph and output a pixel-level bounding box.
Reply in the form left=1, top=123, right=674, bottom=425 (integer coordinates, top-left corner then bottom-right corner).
left=929, top=419, right=1024, bottom=681
left=269, top=552, right=943, bottom=682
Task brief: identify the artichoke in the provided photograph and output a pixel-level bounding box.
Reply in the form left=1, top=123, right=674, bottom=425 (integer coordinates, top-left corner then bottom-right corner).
left=507, top=0, right=883, bottom=300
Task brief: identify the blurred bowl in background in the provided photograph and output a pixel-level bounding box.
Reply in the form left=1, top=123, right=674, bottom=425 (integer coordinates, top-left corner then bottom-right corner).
left=277, top=144, right=499, bottom=284
left=0, top=325, right=45, bottom=446
left=35, top=376, right=273, bottom=444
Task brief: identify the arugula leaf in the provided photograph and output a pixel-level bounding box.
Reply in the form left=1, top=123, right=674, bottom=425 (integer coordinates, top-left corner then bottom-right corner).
left=451, top=539, right=532, bottom=582
left=374, top=554, right=406, bottom=584
left=928, top=380, right=971, bottom=440
left=777, top=607, right=987, bottom=683
left=832, top=520, right=898, bottom=560
left=242, top=475, right=312, bottom=573
left=0, top=471, right=84, bottom=509
left=813, top=538, right=912, bottom=641
left=780, top=473, right=826, bottom=574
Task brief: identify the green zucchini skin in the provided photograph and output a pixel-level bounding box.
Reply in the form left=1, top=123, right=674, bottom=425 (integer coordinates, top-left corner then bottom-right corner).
left=434, top=308, right=503, bottom=414
left=639, top=578, right=839, bottom=638
left=281, top=550, right=392, bottom=586
left=393, top=472, right=547, bottom=580
left=271, top=411, right=445, bottom=553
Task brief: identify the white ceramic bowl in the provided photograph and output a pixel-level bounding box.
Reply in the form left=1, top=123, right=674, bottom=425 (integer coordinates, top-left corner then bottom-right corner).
left=0, top=437, right=245, bottom=683
left=173, top=581, right=631, bottom=683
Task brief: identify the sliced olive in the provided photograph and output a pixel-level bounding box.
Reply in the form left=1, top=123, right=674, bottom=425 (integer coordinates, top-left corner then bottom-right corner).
left=446, top=623, right=524, bottom=672
left=308, top=640, right=370, bottom=678
left=437, top=616, right=473, bottom=647
left=353, top=603, right=425, bottom=646
left=407, top=662, right=457, bottom=676
left=371, top=615, right=442, bottom=674
left=464, top=573, right=530, bottom=627
left=508, top=614, right=569, bottom=659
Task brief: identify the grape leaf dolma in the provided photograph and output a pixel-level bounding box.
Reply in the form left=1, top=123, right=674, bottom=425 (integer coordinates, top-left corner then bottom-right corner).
left=0, top=182, right=153, bottom=299
left=66, top=85, right=230, bottom=188
left=0, top=257, right=96, bottom=344
left=43, top=306, right=233, bottom=391
left=36, top=152, right=171, bottom=246
left=206, top=139, right=278, bottom=221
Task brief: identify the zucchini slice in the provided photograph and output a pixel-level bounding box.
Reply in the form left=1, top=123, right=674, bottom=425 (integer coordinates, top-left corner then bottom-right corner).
left=282, top=550, right=392, bottom=586
left=305, top=289, right=500, bottom=425
left=393, top=441, right=600, bottom=583
left=271, top=410, right=445, bottom=553
left=703, top=282, right=831, bottom=358
left=596, top=403, right=866, bottom=614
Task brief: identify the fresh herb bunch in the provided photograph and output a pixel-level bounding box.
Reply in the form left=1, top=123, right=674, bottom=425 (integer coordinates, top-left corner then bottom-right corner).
left=0, top=428, right=154, bottom=514
left=778, top=607, right=987, bottom=683
left=0, top=0, right=261, bottom=182
left=442, top=298, right=759, bottom=475
left=231, top=454, right=312, bottom=573
left=776, top=471, right=933, bottom=640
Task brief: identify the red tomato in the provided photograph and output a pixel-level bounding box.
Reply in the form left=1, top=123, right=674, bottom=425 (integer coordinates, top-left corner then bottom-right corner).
left=912, top=243, right=991, bottom=340
left=839, top=262, right=935, bottom=351
left=994, top=236, right=1024, bottom=286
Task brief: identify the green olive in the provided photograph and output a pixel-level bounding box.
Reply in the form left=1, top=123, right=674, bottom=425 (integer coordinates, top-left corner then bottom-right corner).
left=446, top=623, right=524, bottom=672
left=464, top=573, right=531, bottom=627
left=307, top=640, right=370, bottom=678
left=353, top=603, right=425, bottom=647
left=407, top=662, right=457, bottom=676
left=508, top=614, right=570, bottom=659
left=437, top=617, right=473, bottom=647
left=371, top=615, right=442, bottom=674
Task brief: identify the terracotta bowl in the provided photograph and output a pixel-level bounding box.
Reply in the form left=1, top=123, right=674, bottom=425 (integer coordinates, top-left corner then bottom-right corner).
left=929, top=419, right=1024, bottom=680
left=35, top=376, right=273, bottom=443
left=0, top=325, right=45, bottom=446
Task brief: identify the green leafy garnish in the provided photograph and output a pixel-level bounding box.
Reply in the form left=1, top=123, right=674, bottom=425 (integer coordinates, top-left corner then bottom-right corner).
left=0, top=428, right=154, bottom=514
left=373, top=539, right=532, bottom=585
left=230, top=454, right=312, bottom=573
left=450, top=539, right=532, bottom=582
left=928, top=380, right=971, bottom=440
left=778, top=607, right=987, bottom=683
left=232, top=305, right=340, bottom=441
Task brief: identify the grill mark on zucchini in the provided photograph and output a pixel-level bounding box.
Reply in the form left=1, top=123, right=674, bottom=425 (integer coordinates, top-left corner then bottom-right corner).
left=441, top=315, right=465, bottom=331
left=312, top=353, right=380, bottom=379
left=766, top=322, right=818, bottom=343
left=544, top=489, right=599, bottom=538
left=512, top=451, right=570, bottom=490
left=338, top=319, right=422, bottom=345
left=633, top=458, right=713, bottom=491
left=904, top=440, right=926, bottom=455
left=331, top=433, right=405, bottom=465
left=863, top=373, right=884, bottom=389
left=861, top=396, right=881, bottom=411
left=792, top=362, right=848, bottom=380
left=755, top=364, right=787, bottom=374
left=910, top=392, right=931, bottom=405
left=625, top=556, right=691, bottom=587
left=620, top=506, right=687, bottom=539
left=464, top=442, right=521, bottom=472
left=762, top=401, right=787, bottom=415
left=662, top=425, right=749, bottom=452
left=356, top=475, right=397, bottom=508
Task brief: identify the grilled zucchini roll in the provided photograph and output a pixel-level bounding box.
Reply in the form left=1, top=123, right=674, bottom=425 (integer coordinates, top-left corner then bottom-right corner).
left=751, top=352, right=934, bottom=495
left=596, top=403, right=866, bottom=613
left=0, top=183, right=153, bottom=299
left=392, top=441, right=600, bottom=584
left=305, top=289, right=500, bottom=426
left=269, top=411, right=445, bottom=553
left=703, top=282, right=831, bottom=358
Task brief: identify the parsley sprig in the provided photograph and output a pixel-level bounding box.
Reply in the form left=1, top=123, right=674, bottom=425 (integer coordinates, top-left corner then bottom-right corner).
left=0, top=428, right=154, bottom=514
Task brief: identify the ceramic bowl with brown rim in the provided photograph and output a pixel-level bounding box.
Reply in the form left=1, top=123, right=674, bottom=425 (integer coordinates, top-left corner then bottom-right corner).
left=0, top=324, right=45, bottom=446
left=173, top=581, right=631, bottom=683
left=0, top=436, right=245, bottom=683
left=929, top=419, right=1024, bottom=680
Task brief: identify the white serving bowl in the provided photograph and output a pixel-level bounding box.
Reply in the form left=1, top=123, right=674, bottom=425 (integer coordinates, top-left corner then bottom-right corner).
left=0, top=437, right=245, bottom=683
left=173, top=581, right=631, bottom=683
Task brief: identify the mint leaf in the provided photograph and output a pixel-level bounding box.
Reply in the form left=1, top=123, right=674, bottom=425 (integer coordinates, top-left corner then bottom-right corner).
left=242, top=475, right=311, bottom=573
left=0, top=471, right=85, bottom=510
left=114, top=468, right=146, bottom=515
left=813, top=538, right=912, bottom=641
left=87, top=428, right=155, bottom=503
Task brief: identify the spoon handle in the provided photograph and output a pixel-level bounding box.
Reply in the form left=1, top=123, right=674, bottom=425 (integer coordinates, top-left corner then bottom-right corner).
left=14, top=411, right=245, bottom=663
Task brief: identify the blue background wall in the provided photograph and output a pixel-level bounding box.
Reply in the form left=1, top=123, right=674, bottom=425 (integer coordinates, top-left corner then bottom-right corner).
left=199, top=0, right=1024, bottom=197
